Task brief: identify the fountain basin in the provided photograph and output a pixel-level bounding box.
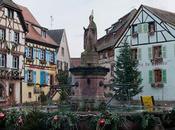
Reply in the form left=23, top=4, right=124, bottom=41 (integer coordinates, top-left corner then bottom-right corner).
left=69, top=66, right=109, bottom=76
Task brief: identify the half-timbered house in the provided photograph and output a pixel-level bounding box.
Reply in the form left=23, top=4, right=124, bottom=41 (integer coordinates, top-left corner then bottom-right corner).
left=47, top=29, right=70, bottom=73
left=19, top=5, right=59, bottom=103
left=115, top=5, right=175, bottom=101
left=0, top=0, right=27, bottom=105
left=97, top=9, right=137, bottom=85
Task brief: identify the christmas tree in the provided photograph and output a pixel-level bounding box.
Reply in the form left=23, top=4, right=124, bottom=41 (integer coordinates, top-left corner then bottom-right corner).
left=113, top=42, right=142, bottom=101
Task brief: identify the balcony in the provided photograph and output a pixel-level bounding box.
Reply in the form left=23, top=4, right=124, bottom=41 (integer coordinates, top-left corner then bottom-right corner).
left=151, top=82, right=164, bottom=88
left=151, top=57, right=163, bottom=65
left=0, top=68, right=22, bottom=80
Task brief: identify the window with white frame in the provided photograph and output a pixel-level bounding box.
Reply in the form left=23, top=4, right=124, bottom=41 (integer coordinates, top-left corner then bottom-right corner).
left=149, top=69, right=167, bottom=84
left=149, top=22, right=155, bottom=34
left=26, top=47, right=33, bottom=58
left=12, top=56, right=19, bottom=69
left=0, top=54, right=6, bottom=67
left=8, top=9, right=14, bottom=19
left=28, top=70, right=33, bottom=82
left=41, top=30, right=46, bottom=38
left=41, top=49, right=45, bottom=60
left=0, top=29, right=5, bottom=40
left=14, top=32, right=19, bottom=43
left=50, top=51, right=54, bottom=63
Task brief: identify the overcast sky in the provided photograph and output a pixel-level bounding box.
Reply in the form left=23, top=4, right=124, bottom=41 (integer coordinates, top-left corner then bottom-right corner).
left=14, top=0, right=174, bottom=58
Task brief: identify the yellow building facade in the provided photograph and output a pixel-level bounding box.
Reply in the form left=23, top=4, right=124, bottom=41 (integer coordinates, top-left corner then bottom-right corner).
left=19, top=5, right=59, bottom=103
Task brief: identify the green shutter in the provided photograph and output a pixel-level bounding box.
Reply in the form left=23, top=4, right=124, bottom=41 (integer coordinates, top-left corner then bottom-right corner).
left=149, top=70, right=153, bottom=83
left=162, top=46, right=166, bottom=58
left=137, top=48, right=141, bottom=60
left=162, top=69, right=167, bottom=83
left=148, top=47, right=152, bottom=59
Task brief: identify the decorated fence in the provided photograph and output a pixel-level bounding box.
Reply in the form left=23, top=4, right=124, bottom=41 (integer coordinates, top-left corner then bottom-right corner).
left=0, top=108, right=175, bottom=130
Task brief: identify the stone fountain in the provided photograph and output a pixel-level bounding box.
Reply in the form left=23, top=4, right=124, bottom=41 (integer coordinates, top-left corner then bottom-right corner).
left=69, top=12, right=109, bottom=110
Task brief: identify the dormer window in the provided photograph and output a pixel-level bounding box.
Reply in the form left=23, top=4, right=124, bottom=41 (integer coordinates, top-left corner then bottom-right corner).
left=41, top=30, right=46, bottom=38
left=8, top=9, right=14, bottom=19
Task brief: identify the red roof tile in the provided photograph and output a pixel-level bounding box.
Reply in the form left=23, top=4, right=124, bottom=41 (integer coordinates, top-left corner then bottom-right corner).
left=18, top=5, right=58, bottom=47
left=18, top=5, right=40, bottom=26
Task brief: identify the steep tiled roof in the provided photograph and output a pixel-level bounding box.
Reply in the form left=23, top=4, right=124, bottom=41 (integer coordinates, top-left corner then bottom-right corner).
left=143, top=5, right=175, bottom=27
left=47, top=29, right=64, bottom=45
left=0, top=0, right=20, bottom=10
left=18, top=5, right=40, bottom=26
left=97, top=9, right=137, bottom=51
left=18, top=5, right=58, bottom=47
left=26, top=24, right=58, bottom=47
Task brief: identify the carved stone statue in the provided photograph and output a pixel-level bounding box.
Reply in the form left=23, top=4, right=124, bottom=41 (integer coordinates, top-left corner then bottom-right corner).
left=83, top=12, right=97, bottom=52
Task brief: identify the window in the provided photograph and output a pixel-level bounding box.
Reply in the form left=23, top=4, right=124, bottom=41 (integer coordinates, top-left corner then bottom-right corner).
left=26, top=47, right=33, bottom=58
left=132, top=24, right=138, bottom=36
left=137, top=23, right=148, bottom=33
left=50, top=51, right=54, bottom=63
left=8, top=9, right=14, bottom=19
left=28, top=70, right=33, bottom=82
left=0, top=29, right=5, bottom=40
left=28, top=92, right=32, bottom=98
left=61, top=47, right=64, bottom=57
left=26, top=23, right=29, bottom=31
left=25, top=70, right=36, bottom=84
left=57, top=60, right=63, bottom=70
left=12, top=56, right=19, bottom=69
left=14, top=32, right=19, bottom=43
left=50, top=75, right=54, bottom=86
left=131, top=48, right=138, bottom=60
left=149, top=22, right=155, bottom=34
left=41, top=49, right=45, bottom=60
left=153, top=46, right=162, bottom=59
left=0, top=54, right=6, bottom=67
left=149, top=69, right=167, bottom=84
left=41, top=30, right=46, bottom=38
left=154, top=69, right=162, bottom=83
